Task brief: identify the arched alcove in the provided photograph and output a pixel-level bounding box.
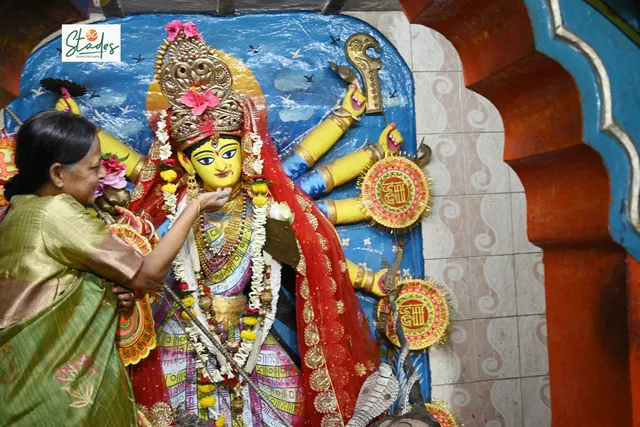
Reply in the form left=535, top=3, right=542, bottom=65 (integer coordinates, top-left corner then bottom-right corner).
left=399, top=1, right=633, bottom=426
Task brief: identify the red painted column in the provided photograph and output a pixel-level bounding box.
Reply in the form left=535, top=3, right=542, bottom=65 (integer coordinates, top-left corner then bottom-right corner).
left=627, top=256, right=640, bottom=427
left=400, top=0, right=634, bottom=425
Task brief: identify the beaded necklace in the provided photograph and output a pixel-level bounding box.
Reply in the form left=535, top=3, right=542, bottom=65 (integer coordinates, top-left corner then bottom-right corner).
left=193, top=191, right=251, bottom=281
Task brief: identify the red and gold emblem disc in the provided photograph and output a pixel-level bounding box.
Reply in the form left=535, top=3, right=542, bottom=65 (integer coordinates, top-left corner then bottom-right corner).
left=425, top=401, right=462, bottom=427
left=377, top=278, right=449, bottom=350
left=359, top=155, right=429, bottom=231
left=108, top=223, right=157, bottom=366
left=0, top=132, right=18, bottom=206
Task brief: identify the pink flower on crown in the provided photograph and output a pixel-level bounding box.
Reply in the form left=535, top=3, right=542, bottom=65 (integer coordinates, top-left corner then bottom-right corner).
left=166, top=20, right=183, bottom=42
left=182, top=21, right=203, bottom=40
left=180, top=89, right=220, bottom=116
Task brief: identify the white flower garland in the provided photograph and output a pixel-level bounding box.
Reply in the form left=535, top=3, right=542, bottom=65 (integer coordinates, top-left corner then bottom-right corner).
left=247, top=204, right=268, bottom=311
left=156, top=110, right=177, bottom=212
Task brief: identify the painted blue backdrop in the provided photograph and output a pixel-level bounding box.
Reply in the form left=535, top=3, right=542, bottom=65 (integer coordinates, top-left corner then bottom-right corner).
left=3, top=13, right=431, bottom=397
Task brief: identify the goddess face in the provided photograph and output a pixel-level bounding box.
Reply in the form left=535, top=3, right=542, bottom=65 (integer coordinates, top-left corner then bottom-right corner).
left=179, top=135, right=243, bottom=190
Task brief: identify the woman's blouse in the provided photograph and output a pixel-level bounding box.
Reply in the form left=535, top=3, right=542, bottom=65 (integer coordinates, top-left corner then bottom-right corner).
left=0, top=194, right=144, bottom=328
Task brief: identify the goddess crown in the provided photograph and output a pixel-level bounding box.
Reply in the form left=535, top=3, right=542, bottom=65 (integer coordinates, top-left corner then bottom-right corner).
left=154, top=21, right=244, bottom=149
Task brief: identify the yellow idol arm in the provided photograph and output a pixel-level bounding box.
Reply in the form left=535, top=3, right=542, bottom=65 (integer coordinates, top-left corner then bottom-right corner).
left=317, top=144, right=382, bottom=193
left=321, top=198, right=367, bottom=225
left=55, top=97, right=145, bottom=181
left=347, top=259, right=387, bottom=297
left=293, top=84, right=366, bottom=168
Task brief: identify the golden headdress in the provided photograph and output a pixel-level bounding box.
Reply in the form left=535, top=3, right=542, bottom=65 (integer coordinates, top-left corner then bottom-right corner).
left=154, top=21, right=244, bottom=150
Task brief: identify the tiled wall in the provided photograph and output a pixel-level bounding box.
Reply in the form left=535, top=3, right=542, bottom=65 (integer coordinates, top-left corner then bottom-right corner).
left=345, top=11, right=551, bottom=427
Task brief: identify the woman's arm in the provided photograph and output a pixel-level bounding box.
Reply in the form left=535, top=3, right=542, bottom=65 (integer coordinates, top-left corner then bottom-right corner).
left=127, top=190, right=230, bottom=290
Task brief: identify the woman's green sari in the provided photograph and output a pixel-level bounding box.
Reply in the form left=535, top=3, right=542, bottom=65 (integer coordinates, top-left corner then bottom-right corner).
left=0, top=194, right=144, bottom=426
left=0, top=273, right=138, bottom=426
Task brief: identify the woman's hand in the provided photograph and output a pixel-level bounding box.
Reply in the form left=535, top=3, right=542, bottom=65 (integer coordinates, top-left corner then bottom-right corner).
left=198, top=188, right=231, bottom=212
left=112, top=285, right=135, bottom=311
left=127, top=187, right=232, bottom=291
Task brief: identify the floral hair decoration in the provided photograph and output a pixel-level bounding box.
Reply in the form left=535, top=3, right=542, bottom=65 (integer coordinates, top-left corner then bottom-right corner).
left=165, top=20, right=203, bottom=42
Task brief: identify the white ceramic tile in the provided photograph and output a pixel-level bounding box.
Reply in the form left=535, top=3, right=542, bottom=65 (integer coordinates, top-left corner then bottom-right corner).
left=344, top=11, right=412, bottom=68
left=422, top=195, right=469, bottom=259
left=510, top=193, right=542, bottom=254
left=430, top=320, right=477, bottom=385
left=476, top=379, right=524, bottom=427
left=467, top=194, right=514, bottom=256
left=410, top=24, right=461, bottom=72
left=461, top=85, right=504, bottom=132
left=424, top=257, right=472, bottom=319
left=509, top=167, right=525, bottom=192
left=421, top=133, right=465, bottom=196
left=463, top=133, right=509, bottom=194
left=474, top=317, right=521, bottom=381
left=470, top=256, right=517, bottom=318
left=431, top=383, right=480, bottom=427
left=515, top=254, right=546, bottom=315
left=415, top=71, right=463, bottom=134
left=521, top=376, right=551, bottom=427
left=518, top=315, right=549, bottom=377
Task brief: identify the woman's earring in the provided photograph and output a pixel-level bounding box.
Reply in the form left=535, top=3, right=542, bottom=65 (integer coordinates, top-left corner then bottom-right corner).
left=187, top=173, right=199, bottom=201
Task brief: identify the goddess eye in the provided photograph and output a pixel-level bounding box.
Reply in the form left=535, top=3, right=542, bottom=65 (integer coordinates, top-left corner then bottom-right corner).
left=197, top=157, right=214, bottom=165
left=221, top=149, right=237, bottom=159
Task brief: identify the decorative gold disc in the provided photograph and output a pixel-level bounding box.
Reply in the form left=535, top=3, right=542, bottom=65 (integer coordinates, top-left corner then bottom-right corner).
left=377, top=278, right=449, bottom=350
left=359, top=155, right=429, bottom=231
left=425, top=400, right=463, bottom=427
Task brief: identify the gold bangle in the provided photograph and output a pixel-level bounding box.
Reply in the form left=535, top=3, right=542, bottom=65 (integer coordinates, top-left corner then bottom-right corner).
left=317, top=165, right=335, bottom=193
left=329, top=113, right=350, bottom=133
left=363, top=271, right=376, bottom=293
left=325, top=199, right=337, bottom=224
left=364, top=144, right=383, bottom=163
left=293, top=144, right=316, bottom=168
left=354, top=266, right=365, bottom=288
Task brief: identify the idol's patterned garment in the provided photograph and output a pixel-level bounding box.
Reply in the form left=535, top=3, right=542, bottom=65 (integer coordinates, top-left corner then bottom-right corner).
left=151, top=199, right=305, bottom=426
left=0, top=194, right=143, bottom=426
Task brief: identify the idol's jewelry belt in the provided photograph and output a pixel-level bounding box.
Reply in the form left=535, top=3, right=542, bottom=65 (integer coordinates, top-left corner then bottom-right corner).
left=210, top=294, right=247, bottom=328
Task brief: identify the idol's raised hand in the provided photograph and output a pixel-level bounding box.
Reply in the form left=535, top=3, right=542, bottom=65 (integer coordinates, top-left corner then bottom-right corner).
left=54, top=97, right=82, bottom=115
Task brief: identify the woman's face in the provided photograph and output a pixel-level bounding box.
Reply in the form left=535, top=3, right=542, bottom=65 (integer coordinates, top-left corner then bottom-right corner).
left=57, top=135, right=105, bottom=205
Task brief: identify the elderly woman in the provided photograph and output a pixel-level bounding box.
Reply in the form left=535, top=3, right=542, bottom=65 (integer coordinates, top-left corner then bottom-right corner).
left=0, top=110, right=229, bottom=426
